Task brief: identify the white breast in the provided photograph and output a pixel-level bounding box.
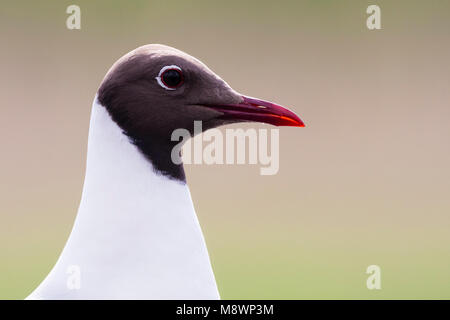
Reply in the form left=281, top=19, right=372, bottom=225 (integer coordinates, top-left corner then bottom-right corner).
left=27, top=98, right=219, bottom=299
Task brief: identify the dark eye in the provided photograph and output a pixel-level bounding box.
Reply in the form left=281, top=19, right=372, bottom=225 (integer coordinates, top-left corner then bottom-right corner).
left=158, top=67, right=184, bottom=90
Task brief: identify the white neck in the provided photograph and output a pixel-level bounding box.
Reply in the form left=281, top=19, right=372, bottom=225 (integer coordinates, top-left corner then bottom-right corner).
left=27, top=99, right=219, bottom=299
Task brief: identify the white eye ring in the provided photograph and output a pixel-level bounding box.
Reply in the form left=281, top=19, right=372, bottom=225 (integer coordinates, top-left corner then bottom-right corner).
left=155, top=65, right=183, bottom=90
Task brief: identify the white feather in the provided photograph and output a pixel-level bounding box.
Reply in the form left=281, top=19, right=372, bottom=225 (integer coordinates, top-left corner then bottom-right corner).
left=27, top=98, right=219, bottom=299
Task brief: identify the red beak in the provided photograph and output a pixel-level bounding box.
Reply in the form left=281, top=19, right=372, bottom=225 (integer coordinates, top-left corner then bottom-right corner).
left=208, top=95, right=305, bottom=127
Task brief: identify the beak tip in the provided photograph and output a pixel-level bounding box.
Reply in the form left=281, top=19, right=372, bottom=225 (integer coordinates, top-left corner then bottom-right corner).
left=287, top=117, right=305, bottom=128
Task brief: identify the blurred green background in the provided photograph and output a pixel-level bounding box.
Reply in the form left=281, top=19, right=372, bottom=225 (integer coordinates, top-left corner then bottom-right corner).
left=1, top=0, right=450, bottom=299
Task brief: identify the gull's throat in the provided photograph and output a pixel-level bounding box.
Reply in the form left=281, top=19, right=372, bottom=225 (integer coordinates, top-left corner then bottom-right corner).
left=27, top=98, right=219, bottom=299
